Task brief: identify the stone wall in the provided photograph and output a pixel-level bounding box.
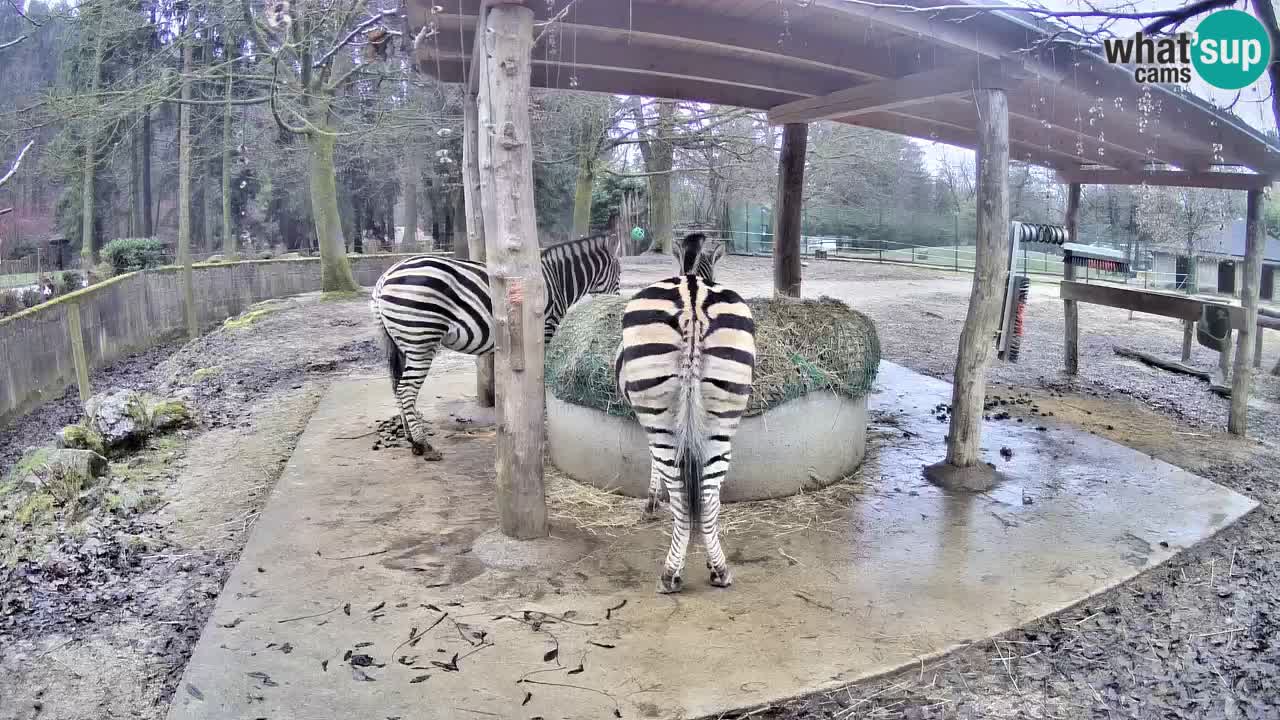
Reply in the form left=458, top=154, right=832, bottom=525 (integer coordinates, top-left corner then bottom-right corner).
left=0, top=254, right=420, bottom=426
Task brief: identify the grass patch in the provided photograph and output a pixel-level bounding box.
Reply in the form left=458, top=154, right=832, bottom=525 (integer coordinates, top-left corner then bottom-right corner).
left=190, top=366, right=222, bottom=383
left=223, top=307, right=277, bottom=330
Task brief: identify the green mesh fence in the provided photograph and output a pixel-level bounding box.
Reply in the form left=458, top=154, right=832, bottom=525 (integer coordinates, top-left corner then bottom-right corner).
left=545, top=294, right=881, bottom=419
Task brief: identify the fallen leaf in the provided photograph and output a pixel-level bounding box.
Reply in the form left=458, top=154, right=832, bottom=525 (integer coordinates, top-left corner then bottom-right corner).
left=522, top=691, right=532, bottom=706
left=369, top=601, right=386, bottom=613
left=350, top=654, right=375, bottom=667
left=355, top=642, right=373, bottom=648
left=543, top=648, right=558, bottom=663
left=321, top=660, right=329, bottom=672
left=278, top=643, right=293, bottom=654
left=567, top=664, right=584, bottom=675
left=219, top=617, right=242, bottom=629
left=246, top=672, right=278, bottom=687
left=343, top=650, right=353, bottom=661
left=410, top=675, right=430, bottom=684
left=186, top=684, right=204, bottom=700
left=588, top=642, right=615, bottom=649
left=343, top=603, right=351, bottom=616
left=606, top=599, right=627, bottom=620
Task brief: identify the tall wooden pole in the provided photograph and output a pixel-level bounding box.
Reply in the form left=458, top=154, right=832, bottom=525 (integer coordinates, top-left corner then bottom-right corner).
left=927, top=88, right=1009, bottom=489
left=773, top=122, right=807, bottom=298
left=178, top=42, right=198, bottom=341
left=463, top=49, right=495, bottom=408
left=477, top=2, right=548, bottom=539
left=1229, top=188, right=1266, bottom=435
left=1063, top=182, right=1081, bottom=374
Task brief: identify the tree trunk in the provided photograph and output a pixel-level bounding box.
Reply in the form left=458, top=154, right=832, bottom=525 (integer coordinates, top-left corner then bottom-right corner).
left=403, top=158, right=419, bottom=253
left=477, top=3, right=547, bottom=540
left=129, top=125, right=141, bottom=237
left=648, top=100, right=675, bottom=253
left=773, top=123, right=807, bottom=298
left=1063, top=183, right=1081, bottom=374
left=307, top=121, right=359, bottom=292
left=203, top=157, right=216, bottom=255
left=462, top=86, right=495, bottom=407
left=80, top=19, right=106, bottom=265
left=222, top=72, right=235, bottom=257
left=571, top=137, right=594, bottom=239
left=930, top=88, right=1009, bottom=488
left=142, top=106, right=154, bottom=238
left=178, top=42, right=198, bottom=340
left=1229, top=189, right=1265, bottom=434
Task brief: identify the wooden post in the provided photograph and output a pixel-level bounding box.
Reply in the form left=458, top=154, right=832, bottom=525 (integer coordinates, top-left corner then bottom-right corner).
left=772, top=122, right=807, bottom=298
left=1063, top=182, right=1081, bottom=374
left=476, top=2, right=548, bottom=539
left=1229, top=188, right=1266, bottom=435
left=1255, top=327, right=1264, bottom=369
left=1182, top=320, right=1194, bottom=362
left=926, top=87, right=1009, bottom=490
left=463, top=51, right=495, bottom=409
left=66, top=301, right=91, bottom=407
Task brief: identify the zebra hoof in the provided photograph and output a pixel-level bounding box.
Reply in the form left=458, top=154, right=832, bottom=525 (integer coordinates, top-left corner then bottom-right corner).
left=656, top=573, right=683, bottom=594
left=643, top=496, right=660, bottom=518
left=709, top=567, right=733, bottom=588
left=412, top=442, right=443, bottom=461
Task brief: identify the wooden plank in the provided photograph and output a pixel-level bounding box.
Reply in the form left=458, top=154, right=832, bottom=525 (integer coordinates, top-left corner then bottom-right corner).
left=476, top=2, right=548, bottom=540
left=772, top=123, right=806, bottom=297
left=1256, top=327, right=1265, bottom=370
left=767, top=62, right=1020, bottom=125
left=1229, top=188, right=1266, bottom=436
left=1056, top=169, right=1274, bottom=192
left=1059, top=281, right=1246, bottom=328
left=1182, top=320, right=1194, bottom=362
left=944, top=87, right=1008, bottom=471
left=1063, top=182, right=1080, bottom=375
left=462, top=61, right=495, bottom=409
left=65, top=301, right=91, bottom=407
left=1114, top=346, right=1209, bottom=380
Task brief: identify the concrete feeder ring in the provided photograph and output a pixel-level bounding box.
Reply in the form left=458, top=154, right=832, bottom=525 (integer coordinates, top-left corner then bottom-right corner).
left=543, top=294, right=881, bottom=502
left=546, top=390, right=868, bottom=502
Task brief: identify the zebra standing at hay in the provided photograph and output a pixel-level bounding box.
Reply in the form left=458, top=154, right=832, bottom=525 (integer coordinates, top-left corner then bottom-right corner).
left=615, top=233, right=756, bottom=593
left=372, top=234, right=621, bottom=460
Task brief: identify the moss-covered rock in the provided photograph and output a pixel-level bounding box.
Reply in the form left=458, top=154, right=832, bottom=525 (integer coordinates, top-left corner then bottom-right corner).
left=190, top=366, right=222, bottom=383
left=57, top=424, right=107, bottom=456
left=147, top=398, right=192, bottom=431
left=85, top=390, right=193, bottom=453
left=223, top=307, right=276, bottom=329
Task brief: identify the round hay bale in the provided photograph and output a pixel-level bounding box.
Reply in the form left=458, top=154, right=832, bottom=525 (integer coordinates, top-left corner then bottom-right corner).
left=545, top=294, right=881, bottom=501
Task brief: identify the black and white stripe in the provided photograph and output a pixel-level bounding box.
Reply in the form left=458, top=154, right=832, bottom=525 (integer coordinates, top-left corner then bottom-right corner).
left=672, top=233, right=725, bottom=282
left=373, top=234, right=620, bottom=459
left=615, top=234, right=756, bottom=593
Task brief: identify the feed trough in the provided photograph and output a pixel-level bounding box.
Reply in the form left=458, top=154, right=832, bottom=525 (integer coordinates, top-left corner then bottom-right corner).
left=544, top=294, right=880, bottom=501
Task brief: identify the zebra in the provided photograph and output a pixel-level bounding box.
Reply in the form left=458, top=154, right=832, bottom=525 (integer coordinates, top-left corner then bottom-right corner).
left=615, top=233, right=756, bottom=593
left=372, top=234, right=621, bottom=460
left=671, top=233, right=726, bottom=282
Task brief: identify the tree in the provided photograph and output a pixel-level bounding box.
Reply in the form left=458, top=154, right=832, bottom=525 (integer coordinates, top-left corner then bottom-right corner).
left=1137, top=185, right=1234, bottom=294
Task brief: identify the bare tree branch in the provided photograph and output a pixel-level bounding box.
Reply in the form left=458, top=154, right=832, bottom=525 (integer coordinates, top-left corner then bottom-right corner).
left=0, top=140, right=33, bottom=189
left=313, top=9, right=397, bottom=68
left=0, top=35, right=25, bottom=51
left=7, top=0, right=40, bottom=26
left=1251, top=0, right=1280, bottom=129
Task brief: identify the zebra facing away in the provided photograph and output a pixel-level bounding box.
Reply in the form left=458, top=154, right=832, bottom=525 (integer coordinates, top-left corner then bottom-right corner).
left=615, top=234, right=756, bottom=593
left=373, top=234, right=621, bottom=460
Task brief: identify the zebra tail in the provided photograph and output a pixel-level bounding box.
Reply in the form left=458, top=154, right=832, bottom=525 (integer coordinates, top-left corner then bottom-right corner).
left=673, top=341, right=707, bottom=532
left=381, top=323, right=406, bottom=389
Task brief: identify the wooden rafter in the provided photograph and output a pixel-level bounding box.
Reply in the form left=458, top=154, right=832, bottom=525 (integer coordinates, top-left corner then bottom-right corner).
left=1056, top=168, right=1274, bottom=191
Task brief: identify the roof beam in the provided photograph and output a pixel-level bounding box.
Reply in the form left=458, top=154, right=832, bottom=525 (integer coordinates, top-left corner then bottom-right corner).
left=767, top=61, right=1027, bottom=125
left=1056, top=169, right=1275, bottom=191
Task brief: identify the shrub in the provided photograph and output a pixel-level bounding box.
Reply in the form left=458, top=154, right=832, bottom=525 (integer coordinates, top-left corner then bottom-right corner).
left=19, top=288, right=42, bottom=308
left=0, top=291, right=21, bottom=318
left=56, top=271, right=83, bottom=295
left=101, top=238, right=167, bottom=275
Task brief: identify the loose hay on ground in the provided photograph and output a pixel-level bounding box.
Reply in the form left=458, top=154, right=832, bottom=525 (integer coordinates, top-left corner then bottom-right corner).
left=545, top=458, right=869, bottom=539
left=546, top=294, right=881, bottom=418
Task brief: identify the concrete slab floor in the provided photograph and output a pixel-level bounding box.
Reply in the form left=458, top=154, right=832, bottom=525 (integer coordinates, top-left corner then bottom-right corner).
left=168, top=362, right=1257, bottom=720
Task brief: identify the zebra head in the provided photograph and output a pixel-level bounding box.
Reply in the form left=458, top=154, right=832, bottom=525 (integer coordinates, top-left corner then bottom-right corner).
left=673, top=233, right=725, bottom=282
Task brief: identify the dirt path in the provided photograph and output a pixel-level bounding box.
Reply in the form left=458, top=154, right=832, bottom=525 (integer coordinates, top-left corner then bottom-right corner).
left=0, top=293, right=385, bottom=720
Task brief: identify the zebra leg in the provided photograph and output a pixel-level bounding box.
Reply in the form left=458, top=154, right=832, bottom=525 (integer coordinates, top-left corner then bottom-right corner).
left=643, top=463, right=664, bottom=518
left=657, top=472, right=690, bottom=594
left=702, top=481, right=732, bottom=588
left=395, top=345, right=442, bottom=461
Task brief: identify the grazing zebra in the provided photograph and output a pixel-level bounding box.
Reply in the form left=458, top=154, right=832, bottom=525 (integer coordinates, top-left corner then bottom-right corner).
left=615, top=234, right=756, bottom=593
left=671, top=233, right=725, bottom=282
left=373, top=234, right=621, bottom=460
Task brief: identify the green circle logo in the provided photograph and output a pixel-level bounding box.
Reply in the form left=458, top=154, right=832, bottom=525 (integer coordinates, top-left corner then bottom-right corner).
left=1192, top=10, right=1272, bottom=90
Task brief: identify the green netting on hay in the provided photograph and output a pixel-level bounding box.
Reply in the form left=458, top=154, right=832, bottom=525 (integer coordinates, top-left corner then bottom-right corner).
left=545, top=294, right=881, bottom=419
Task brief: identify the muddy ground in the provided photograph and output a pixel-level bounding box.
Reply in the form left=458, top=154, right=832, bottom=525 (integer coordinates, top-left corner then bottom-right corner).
left=2, top=255, right=1279, bottom=719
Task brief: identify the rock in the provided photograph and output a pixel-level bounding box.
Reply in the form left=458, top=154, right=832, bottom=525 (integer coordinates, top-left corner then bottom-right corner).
left=56, top=424, right=106, bottom=456
left=8, top=447, right=108, bottom=491
left=84, top=390, right=193, bottom=452
left=85, top=390, right=150, bottom=452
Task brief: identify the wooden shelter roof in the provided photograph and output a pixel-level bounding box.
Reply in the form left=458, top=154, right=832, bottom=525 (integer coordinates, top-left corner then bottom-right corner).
left=410, top=0, right=1280, bottom=182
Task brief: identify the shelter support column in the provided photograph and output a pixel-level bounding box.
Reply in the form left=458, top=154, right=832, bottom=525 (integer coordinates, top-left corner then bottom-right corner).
left=476, top=1, right=548, bottom=539
left=1229, top=188, right=1266, bottom=436
left=462, top=69, right=495, bottom=408
left=1063, top=182, right=1081, bottom=374
left=926, top=87, right=1009, bottom=489
left=773, top=122, right=807, bottom=298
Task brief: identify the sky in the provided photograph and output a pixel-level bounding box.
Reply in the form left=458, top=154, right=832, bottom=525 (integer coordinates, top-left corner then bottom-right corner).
left=916, top=0, right=1277, bottom=172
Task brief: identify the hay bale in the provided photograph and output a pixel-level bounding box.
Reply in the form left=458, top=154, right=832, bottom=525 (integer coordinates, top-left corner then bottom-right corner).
left=546, top=294, right=880, bottom=418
